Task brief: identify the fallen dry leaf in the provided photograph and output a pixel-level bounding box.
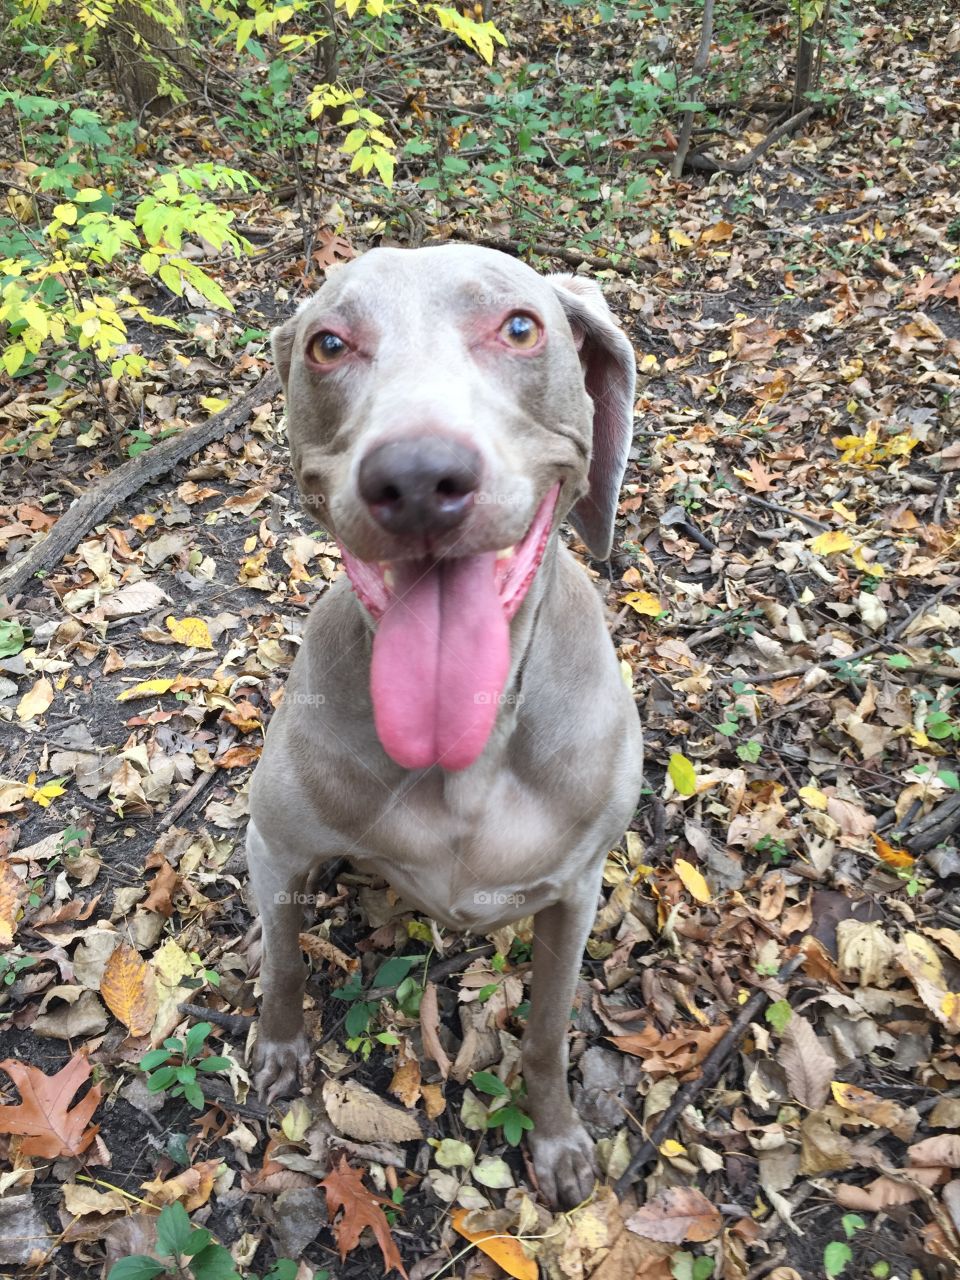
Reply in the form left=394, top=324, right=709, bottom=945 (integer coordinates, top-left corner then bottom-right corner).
left=0, top=1052, right=101, bottom=1158
left=451, top=1206, right=537, bottom=1280
left=778, top=1014, right=836, bottom=1109
left=626, top=1186, right=723, bottom=1243
left=831, top=1081, right=918, bottom=1141
left=99, top=942, right=158, bottom=1037
left=322, top=1077, right=423, bottom=1143
left=141, top=1158, right=221, bottom=1210
left=322, top=1155, right=408, bottom=1278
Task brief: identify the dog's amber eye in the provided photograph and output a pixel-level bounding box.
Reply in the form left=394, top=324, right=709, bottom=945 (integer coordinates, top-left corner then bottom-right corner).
left=307, top=331, right=347, bottom=364
left=500, top=313, right=540, bottom=349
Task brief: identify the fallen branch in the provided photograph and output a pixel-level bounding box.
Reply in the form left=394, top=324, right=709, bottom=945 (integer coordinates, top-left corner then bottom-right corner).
left=902, top=793, right=960, bottom=855
left=441, top=230, right=656, bottom=277
left=614, top=952, right=804, bottom=1196
left=0, top=370, right=281, bottom=600
left=684, top=106, right=816, bottom=175
left=671, top=0, right=716, bottom=180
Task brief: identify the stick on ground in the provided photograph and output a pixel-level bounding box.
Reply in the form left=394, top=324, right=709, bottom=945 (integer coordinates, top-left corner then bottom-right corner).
left=613, top=952, right=805, bottom=1196
left=1, top=370, right=281, bottom=600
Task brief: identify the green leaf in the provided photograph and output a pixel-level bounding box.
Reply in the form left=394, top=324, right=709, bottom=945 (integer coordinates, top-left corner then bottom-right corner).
left=189, top=1242, right=242, bottom=1280
left=198, top=1056, right=231, bottom=1072
left=182, top=1080, right=205, bottom=1109
left=765, top=999, right=792, bottom=1034
left=939, top=770, right=959, bottom=791
left=824, top=1241, right=853, bottom=1278
left=140, top=1049, right=172, bottom=1071
left=668, top=752, right=697, bottom=796
left=0, top=621, right=25, bottom=658
left=146, top=1066, right=178, bottom=1092
left=737, top=739, right=762, bottom=763
left=107, top=1259, right=166, bottom=1280
left=184, top=1021, right=212, bottom=1059
left=264, top=1263, right=299, bottom=1280
left=156, top=1201, right=193, bottom=1258
left=471, top=1070, right=509, bottom=1097
left=345, top=1000, right=374, bottom=1037
left=372, top=955, right=418, bottom=989
left=841, top=1213, right=866, bottom=1238
left=886, top=653, right=911, bottom=669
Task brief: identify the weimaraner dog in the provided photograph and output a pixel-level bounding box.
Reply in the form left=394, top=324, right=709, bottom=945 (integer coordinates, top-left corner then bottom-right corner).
left=246, top=244, right=643, bottom=1207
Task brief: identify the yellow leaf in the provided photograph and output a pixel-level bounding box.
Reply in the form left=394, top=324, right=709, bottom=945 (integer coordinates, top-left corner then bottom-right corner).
left=165, top=616, right=214, bottom=650
left=941, top=993, right=960, bottom=1024
left=199, top=396, right=228, bottom=413
left=872, top=833, right=914, bottom=870
left=117, top=678, right=176, bottom=702
left=708, top=349, right=728, bottom=363
left=799, top=785, right=828, bottom=810
left=851, top=545, right=884, bottom=576
left=100, top=942, right=157, bottom=1036
left=675, top=858, right=711, bottom=904
left=53, top=202, right=77, bottom=225
left=153, top=938, right=196, bottom=987
left=669, top=228, right=693, bottom=249
left=17, top=676, right=54, bottom=722
left=809, top=530, right=853, bottom=555
left=668, top=753, right=697, bottom=796
left=660, top=1138, right=687, bottom=1157
left=451, top=1208, right=537, bottom=1280
left=621, top=590, right=665, bottom=617
left=33, top=779, right=67, bottom=808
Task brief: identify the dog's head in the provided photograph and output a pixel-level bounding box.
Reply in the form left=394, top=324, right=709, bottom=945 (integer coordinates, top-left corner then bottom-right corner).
left=272, top=245, right=636, bottom=770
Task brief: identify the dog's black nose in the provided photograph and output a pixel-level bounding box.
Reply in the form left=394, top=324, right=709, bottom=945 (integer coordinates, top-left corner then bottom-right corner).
left=358, top=436, right=482, bottom=537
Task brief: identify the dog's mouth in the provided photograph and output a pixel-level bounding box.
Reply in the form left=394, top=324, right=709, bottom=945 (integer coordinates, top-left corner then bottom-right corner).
left=339, top=483, right=560, bottom=772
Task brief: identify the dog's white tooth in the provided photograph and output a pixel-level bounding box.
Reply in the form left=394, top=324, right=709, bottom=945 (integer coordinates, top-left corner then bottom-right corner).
left=383, top=568, right=395, bottom=589
left=496, top=546, right=515, bottom=561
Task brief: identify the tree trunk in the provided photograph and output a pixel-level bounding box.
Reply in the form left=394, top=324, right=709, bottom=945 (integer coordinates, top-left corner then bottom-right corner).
left=104, top=0, right=193, bottom=116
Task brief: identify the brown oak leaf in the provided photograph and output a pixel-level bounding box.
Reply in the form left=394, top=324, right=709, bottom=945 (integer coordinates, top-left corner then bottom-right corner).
left=321, top=1155, right=407, bottom=1278
left=0, top=1052, right=101, bottom=1157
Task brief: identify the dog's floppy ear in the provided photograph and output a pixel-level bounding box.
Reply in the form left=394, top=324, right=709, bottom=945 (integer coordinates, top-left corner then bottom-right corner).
left=548, top=274, right=636, bottom=560
left=271, top=314, right=299, bottom=390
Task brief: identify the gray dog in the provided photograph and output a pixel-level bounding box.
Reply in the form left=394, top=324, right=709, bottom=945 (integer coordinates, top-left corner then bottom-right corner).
left=246, top=244, right=644, bottom=1207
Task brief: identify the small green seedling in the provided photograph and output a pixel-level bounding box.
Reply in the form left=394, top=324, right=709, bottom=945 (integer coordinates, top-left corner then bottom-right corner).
left=140, top=1022, right=231, bottom=1109
left=332, top=954, right=425, bottom=1058
left=823, top=1213, right=866, bottom=1277
left=472, top=1070, right=534, bottom=1146
left=107, top=1201, right=307, bottom=1280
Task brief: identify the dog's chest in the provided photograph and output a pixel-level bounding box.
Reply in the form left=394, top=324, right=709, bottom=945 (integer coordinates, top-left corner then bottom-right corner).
left=345, top=766, right=593, bottom=930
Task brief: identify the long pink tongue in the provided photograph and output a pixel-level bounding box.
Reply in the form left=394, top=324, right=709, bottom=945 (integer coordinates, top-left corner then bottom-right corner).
left=370, top=553, right=510, bottom=771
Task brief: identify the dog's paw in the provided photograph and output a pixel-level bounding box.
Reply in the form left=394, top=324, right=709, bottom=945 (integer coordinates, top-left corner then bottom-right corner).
left=252, top=1032, right=310, bottom=1105
left=529, top=1119, right=597, bottom=1209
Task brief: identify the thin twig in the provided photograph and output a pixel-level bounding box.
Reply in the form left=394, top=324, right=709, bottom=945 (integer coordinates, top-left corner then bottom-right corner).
left=614, top=952, right=805, bottom=1195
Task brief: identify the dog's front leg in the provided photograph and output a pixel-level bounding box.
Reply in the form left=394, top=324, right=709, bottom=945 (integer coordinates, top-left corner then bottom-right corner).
left=246, top=819, right=312, bottom=1102
left=523, top=874, right=602, bottom=1208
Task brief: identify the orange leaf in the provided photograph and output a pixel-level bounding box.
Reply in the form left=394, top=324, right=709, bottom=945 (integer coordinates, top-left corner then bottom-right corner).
left=451, top=1208, right=537, bottom=1280
left=100, top=942, right=157, bottom=1037
left=321, top=1155, right=407, bottom=1278
left=0, top=857, right=22, bottom=945
left=872, top=832, right=914, bottom=869
left=0, top=1052, right=101, bottom=1157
